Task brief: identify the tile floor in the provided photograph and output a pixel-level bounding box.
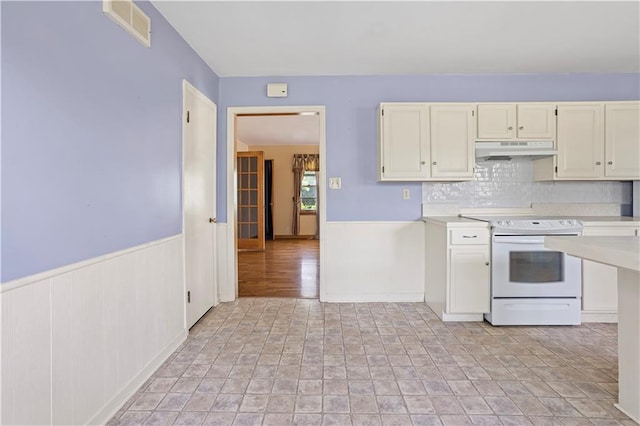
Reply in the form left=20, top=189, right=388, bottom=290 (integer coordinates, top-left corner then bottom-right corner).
left=109, top=298, right=635, bottom=425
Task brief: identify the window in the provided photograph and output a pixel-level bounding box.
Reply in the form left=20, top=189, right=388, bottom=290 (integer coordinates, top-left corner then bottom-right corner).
left=300, top=171, right=317, bottom=213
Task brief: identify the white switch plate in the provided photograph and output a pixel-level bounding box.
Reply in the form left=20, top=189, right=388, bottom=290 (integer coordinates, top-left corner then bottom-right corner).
left=329, top=177, right=341, bottom=189
left=402, top=188, right=410, bottom=200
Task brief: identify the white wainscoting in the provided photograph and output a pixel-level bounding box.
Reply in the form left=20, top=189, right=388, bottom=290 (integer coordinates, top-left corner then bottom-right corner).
left=324, top=222, right=425, bottom=302
left=0, top=235, right=186, bottom=425
left=217, top=222, right=236, bottom=302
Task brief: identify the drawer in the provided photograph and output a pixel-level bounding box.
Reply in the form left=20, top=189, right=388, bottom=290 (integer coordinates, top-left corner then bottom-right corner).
left=450, top=228, right=489, bottom=245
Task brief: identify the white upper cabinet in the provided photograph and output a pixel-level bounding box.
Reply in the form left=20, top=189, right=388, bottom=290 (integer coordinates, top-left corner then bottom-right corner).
left=534, top=101, right=639, bottom=181
left=605, top=102, right=640, bottom=178
left=477, top=103, right=555, bottom=140
left=517, top=104, right=556, bottom=139
left=555, top=104, right=605, bottom=179
left=430, top=105, right=475, bottom=179
left=477, top=104, right=516, bottom=139
left=378, top=103, right=474, bottom=181
left=378, top=104, right=430, bottom=180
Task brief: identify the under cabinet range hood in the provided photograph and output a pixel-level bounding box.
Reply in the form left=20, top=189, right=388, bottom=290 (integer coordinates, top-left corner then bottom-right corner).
left=475, top=141, right=557, bottom=161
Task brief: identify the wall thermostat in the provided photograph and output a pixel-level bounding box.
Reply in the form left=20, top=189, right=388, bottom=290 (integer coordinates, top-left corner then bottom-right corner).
left=267, top=83, right=288, bottom=97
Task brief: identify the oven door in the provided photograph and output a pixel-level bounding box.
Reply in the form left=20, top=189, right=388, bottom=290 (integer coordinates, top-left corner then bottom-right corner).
left=492, top=235, right=582, bottom=298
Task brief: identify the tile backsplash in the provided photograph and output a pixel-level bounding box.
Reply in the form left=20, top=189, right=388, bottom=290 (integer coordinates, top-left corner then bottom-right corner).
left=422, top=158, right=632, bottom=209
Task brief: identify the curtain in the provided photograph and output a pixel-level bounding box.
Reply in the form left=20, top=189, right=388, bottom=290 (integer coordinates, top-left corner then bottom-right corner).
left=292, top=154, right=320, bottom=236
left=292, top=155, right=305, bottom=235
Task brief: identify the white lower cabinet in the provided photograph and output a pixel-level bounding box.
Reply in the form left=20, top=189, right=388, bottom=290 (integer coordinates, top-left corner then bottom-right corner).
left=449, top=247, right=490, bottom=314
left=425, top=220, right=490, bottom=321
left=581, top=222, right=640, bottom=323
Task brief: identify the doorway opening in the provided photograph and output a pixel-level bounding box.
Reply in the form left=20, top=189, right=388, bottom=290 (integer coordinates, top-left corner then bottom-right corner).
left=225, top=106, right=326, bottom=300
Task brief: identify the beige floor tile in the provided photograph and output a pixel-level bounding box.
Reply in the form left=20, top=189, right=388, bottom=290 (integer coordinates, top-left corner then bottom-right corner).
left=110, top=299, right=634, bottom=425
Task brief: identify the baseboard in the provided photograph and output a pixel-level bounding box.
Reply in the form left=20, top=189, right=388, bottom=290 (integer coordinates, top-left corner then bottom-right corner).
left=441, top=312, right=485, bottom=322
left=324, top=293, right=424, bottom=303
left=582, top=311, right=618, bottom=323
left=90, top=330, right=188, bottom=425
left=274, top=235, right=316, bottom=240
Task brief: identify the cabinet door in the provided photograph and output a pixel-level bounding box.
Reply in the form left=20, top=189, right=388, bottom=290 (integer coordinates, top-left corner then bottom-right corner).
left=380, top=105, right=430, bottom=180
left=477, top=104, right=515, bottom=139
left=448, top=246, right=490, bottom=314
left=556, top=104, right=604, bottom=179
left=430, top=105, right=475, bottom=179
left=517, top=104, right=556, bottom=139
left=605, top=103, right=640, bottom=178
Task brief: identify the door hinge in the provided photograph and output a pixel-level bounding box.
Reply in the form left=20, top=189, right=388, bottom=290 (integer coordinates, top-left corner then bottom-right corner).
left=382, top=166, right=385, bottom=173
left=554, top=109, right=558, bottom=116
left=187, top=290, right=191, bottom=303
left=186, top=110, right=190, bottom=123
left=555, top=166, right=558, bottom=173
left=472, top=110, right=475, bottom=117
left=381, top=109, right=384, bottom=116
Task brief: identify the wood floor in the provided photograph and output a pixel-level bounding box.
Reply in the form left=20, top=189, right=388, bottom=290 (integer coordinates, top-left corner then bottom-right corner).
left=238, top=239, right=319, bottom=298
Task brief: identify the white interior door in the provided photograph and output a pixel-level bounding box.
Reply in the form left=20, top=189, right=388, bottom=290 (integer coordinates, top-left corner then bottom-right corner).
left=183, top=81, right=217, bottom=329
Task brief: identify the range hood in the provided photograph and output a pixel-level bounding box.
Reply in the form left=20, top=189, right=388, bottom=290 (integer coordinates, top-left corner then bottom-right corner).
left=475, top=141, right=557, bottom=161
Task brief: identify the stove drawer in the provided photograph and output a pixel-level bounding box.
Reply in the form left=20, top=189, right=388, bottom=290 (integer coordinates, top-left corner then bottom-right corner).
left=450, top=229, right=489, bottom=245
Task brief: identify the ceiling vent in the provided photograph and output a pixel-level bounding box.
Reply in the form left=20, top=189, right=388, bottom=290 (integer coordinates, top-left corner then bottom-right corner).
left=103, top=0, right=151, bottom=47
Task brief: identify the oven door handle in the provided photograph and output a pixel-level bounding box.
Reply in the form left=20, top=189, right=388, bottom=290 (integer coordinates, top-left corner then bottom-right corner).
left=495, top=239, right=545, bottom=244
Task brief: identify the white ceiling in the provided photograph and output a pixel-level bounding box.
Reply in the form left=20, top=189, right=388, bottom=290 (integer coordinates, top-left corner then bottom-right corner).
left=151, top=1, right=639, bottom=77
left=152, top=1, right=639, bottom=145
left=236, top=114, right=320, bottom=146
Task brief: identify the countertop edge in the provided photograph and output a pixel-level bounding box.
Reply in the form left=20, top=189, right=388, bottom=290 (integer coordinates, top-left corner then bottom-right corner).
left=544, top=236, right=640, bottom=272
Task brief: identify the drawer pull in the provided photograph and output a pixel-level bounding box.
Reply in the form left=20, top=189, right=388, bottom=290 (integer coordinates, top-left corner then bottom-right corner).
left=462, top=235, right=477, bottom=238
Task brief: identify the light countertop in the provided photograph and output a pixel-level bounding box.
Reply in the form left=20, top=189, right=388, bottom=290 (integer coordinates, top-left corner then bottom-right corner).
left=573, top=216, right=640, bottom=226
left=545, top=236, right=640, bottom=272
left=423, top=215, right=639, bottom=226
left=422, top=216, right=489, bottom=227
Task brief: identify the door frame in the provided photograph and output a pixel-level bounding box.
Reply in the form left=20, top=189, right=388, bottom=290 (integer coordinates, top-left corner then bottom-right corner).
left=182, top=79, right=218, bottom=328
left=224, top=106, right=327, bottom=301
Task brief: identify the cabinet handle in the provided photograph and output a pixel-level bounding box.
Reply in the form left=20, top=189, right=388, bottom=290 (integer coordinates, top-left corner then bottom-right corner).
left=462, top=235, right=477, bottom=238
left=595, top=161, right=601, bottom=165
left=608, top=161, right=613, bottom=165
left=519, top=126, right=524, bottom=130
left=421, top=161, right=426, bottom=165
left=485, top=262, right=490, bottom=266
left=508, top=126, right=513, bottom=130
left=432, top=161, right=437, bottom=165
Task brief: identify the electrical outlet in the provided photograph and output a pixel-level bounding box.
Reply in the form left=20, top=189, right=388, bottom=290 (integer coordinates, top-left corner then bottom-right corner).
left=329, top=177, right=341, bottom=189
left=402, top=189, right=410, bottom=200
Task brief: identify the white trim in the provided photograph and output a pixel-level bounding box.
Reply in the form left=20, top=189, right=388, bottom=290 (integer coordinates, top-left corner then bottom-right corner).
left=225, top=105, right=327, bottom=302
left=0, top=234, right=182, bottom=293
left=322, top=220, right=425, bottom=225
left=89, top=330, right=187, bottom=425
left=324, top=293, right=425, bottom=303
left=582, top=311, right=618, bottom=323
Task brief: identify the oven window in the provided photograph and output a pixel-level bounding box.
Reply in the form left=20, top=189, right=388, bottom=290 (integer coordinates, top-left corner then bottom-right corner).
left=509, top=251, right=564, bottom=283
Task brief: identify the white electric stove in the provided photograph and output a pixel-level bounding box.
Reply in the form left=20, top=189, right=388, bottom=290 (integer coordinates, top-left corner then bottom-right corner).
left=462, top=215, right=584, bottom=326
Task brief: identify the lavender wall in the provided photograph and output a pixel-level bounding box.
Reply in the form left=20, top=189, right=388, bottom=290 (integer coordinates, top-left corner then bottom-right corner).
left=218, top=74, right=639, bottom=223
left=1, top=1, right=219, bottom=282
